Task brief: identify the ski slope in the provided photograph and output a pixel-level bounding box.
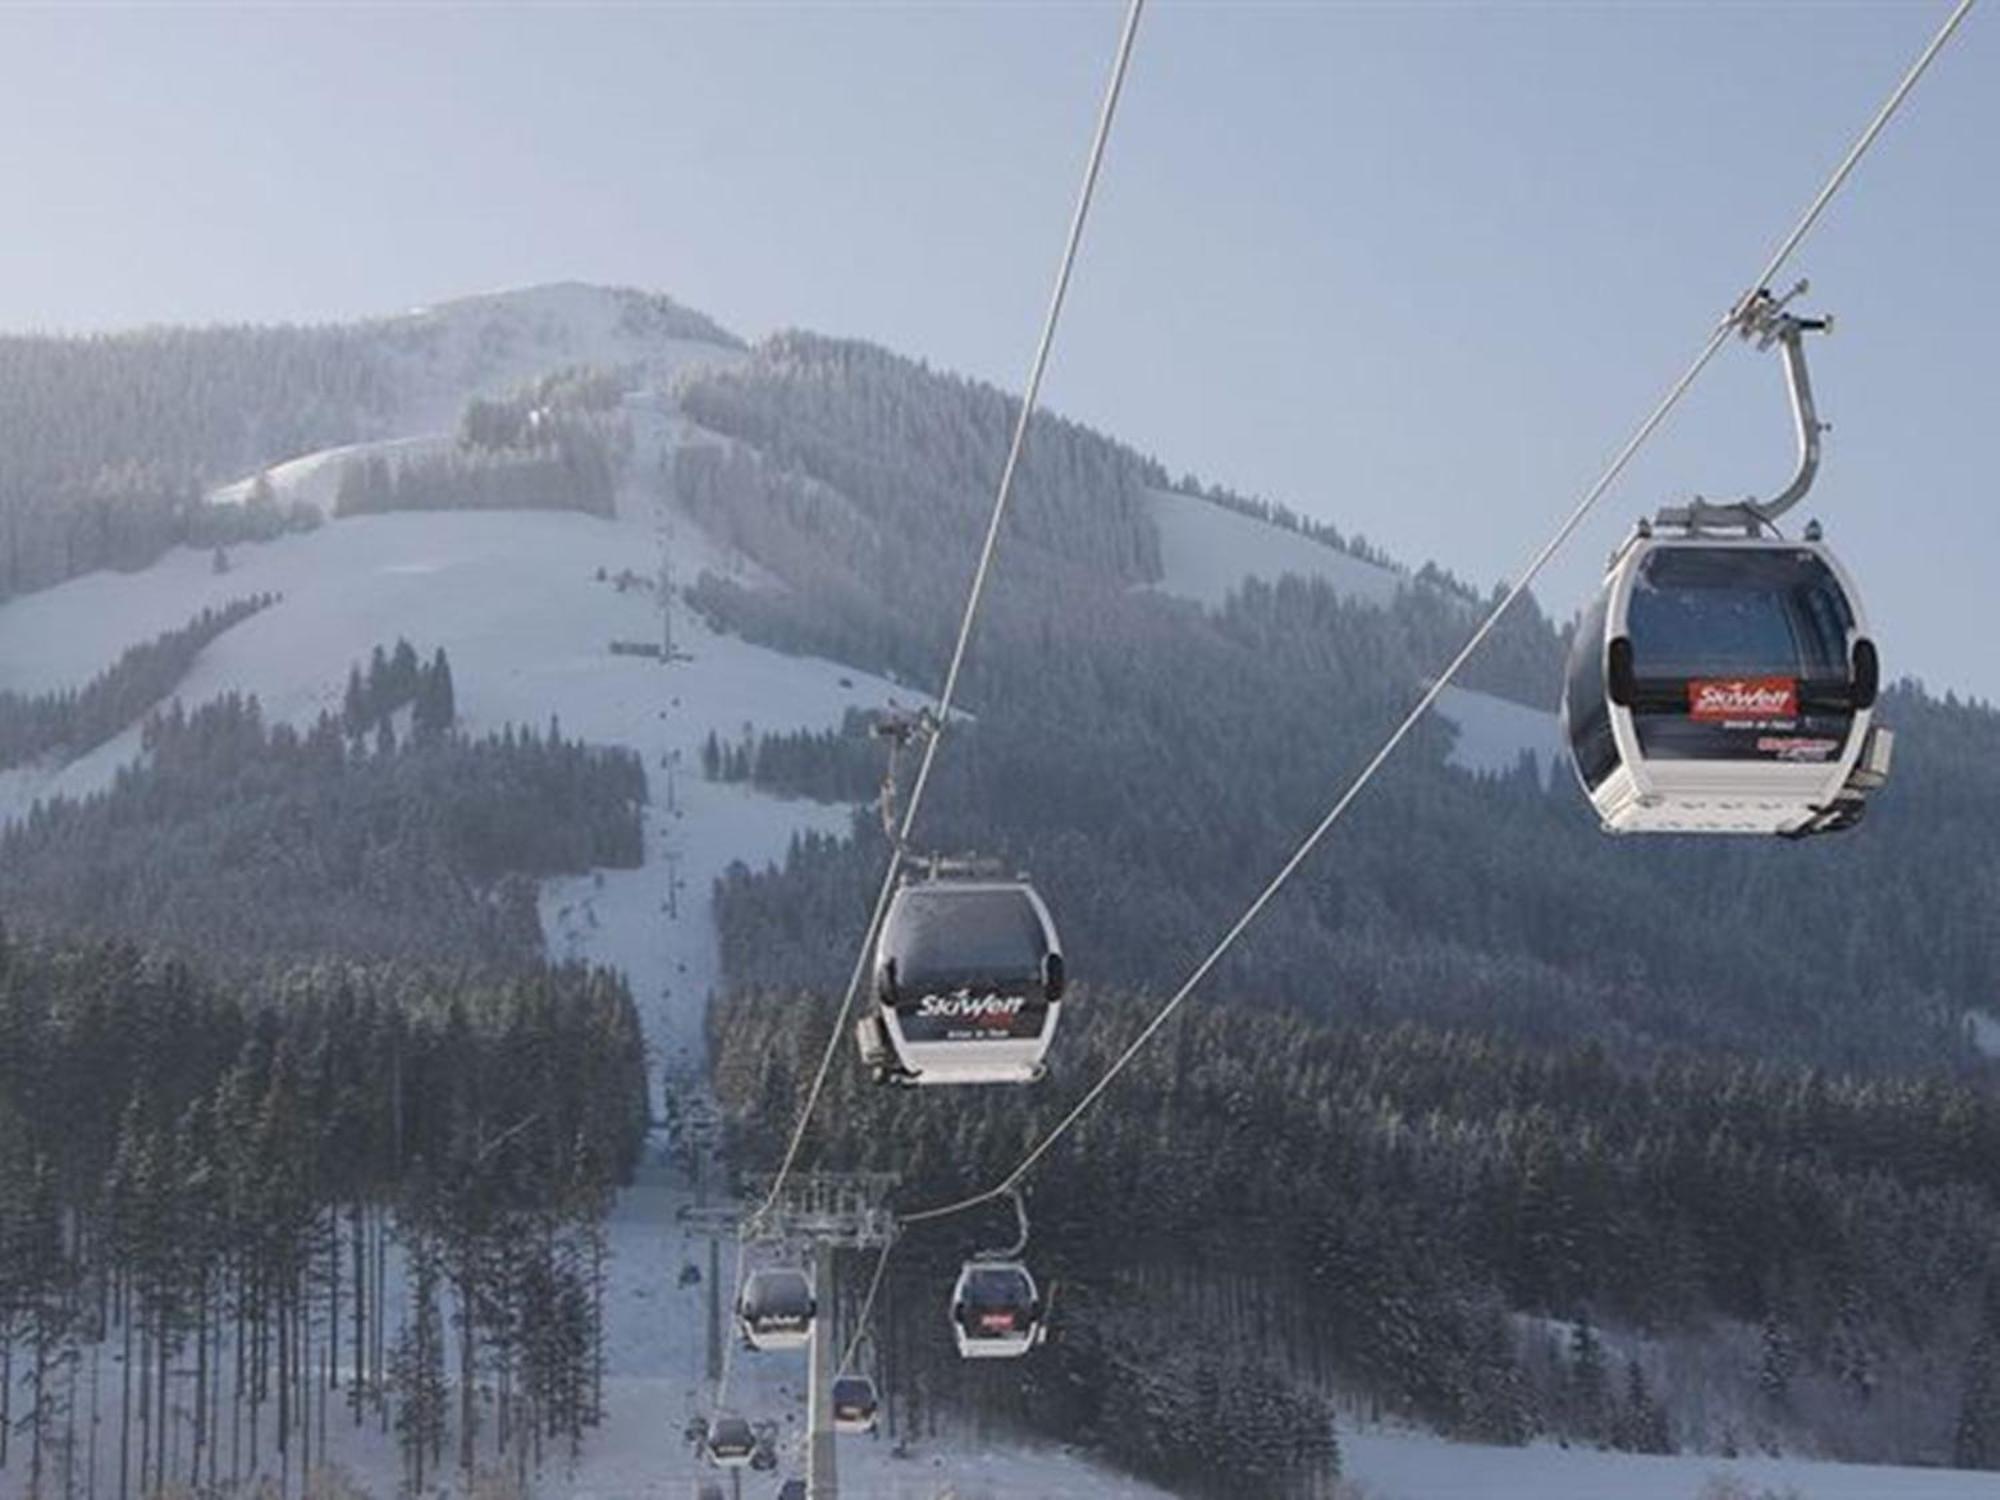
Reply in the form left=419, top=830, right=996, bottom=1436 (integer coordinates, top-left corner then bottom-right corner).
left=1146, top=487, right=1404, bottom=611
left=1433, top=682, right=1564, bottom=782
left=1342, top=1427, right=1999, bottom=1500
left=0, top=426, right=1175, bottom=1498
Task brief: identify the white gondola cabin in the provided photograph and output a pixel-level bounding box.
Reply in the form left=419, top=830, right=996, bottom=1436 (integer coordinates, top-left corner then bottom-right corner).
left=736, top=1267, right=816, bottom=1352
left=856, top=876, right=1065, bottom=1086
left=831, top=1374, right=880, bottom=1434
left=704, top=1412, right=756, bottom=1468
left=1563, top=531, right=1890, bottom=836
left=950, top=1260, right=1046, bottom=1359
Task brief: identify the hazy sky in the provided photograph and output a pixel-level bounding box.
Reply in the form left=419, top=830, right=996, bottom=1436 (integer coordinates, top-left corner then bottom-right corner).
left=4, top=2, right=1995, bottom=700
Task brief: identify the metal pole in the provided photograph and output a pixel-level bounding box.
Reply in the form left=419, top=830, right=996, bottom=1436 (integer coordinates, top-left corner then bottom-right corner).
left=807, top=1246, right=837, bottom=1500
left=706, top=1237, right=721, bottom=1386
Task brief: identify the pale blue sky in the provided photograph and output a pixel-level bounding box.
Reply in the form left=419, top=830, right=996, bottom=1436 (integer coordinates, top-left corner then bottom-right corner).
left=3, top=2, right=1994, bottom=699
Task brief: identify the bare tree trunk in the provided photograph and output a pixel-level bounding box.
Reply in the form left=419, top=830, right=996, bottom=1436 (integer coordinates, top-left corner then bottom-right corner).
left=154, top=1301, right=169, bottom=1500
left=232, top=1260, right=244, bottom=1494
left=191, top=1267, right=207, bottom=1491
left=276, top=1276, right=289, bottom=1497
left=135, top=1299, right=149, bottom=1500
left=118, top=1277, right=131, bottom=1500
left=351, top=1203, right=366, bottom=1426
left=457, top=1264, right=477, bottom=1478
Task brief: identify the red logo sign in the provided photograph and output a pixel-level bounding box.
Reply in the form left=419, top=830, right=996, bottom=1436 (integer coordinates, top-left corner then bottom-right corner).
left=979, top=1312, right=1017, bottom=1332
left=1688, top=677, right=1797, bottom=722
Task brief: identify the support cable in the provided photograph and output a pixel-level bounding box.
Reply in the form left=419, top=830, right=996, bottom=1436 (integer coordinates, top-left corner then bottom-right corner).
left=897, top=0, right=1977, bottom=1229
left=742, top=0, right=1148, bottom=1235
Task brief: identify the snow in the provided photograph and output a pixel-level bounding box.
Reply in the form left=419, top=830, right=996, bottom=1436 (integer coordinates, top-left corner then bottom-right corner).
left=0, top=419, right=1171, bottom=1498
left=1432, top=683, right=1564, bottom=782
left=378, top=282, right=747, bottom=435
left=1343, top=1426, right=1999, bottom=1500
left=1146, top=487, right=1405, bottom=611
left=203, top=283, right=749, bottom=515
left=208, top=431, right=457, bottom=512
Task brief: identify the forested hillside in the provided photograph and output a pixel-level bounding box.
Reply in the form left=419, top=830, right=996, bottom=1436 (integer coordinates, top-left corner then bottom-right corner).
left=1, top=671, right=646, bottom=970
left=0, top=285, right=738, bottom=600
left=0, top=937, right=649, bottom=1498
left=714, top=988, right=2000, bottom=1478
left=0, top=594, right=276, bottom=769
left=679, top=321, right=2000, bottom=1481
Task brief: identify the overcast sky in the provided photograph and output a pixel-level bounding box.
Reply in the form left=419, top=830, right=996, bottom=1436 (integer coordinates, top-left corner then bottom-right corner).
left=3, top=1, right=1994, bottom=700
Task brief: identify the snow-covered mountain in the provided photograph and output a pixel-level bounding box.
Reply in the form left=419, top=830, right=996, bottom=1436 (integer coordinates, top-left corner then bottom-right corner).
left=8, top=284, right=1994, bottom=1499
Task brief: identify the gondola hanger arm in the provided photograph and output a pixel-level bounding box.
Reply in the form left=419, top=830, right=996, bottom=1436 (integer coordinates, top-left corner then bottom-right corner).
left=1657, top=281, right=1831, bottom=534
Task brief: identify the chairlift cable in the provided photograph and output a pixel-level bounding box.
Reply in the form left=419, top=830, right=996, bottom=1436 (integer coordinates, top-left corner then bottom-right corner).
left=837, top=1239, right=896, bottom=1378
left=896, top=0, right=1978, bottom=1230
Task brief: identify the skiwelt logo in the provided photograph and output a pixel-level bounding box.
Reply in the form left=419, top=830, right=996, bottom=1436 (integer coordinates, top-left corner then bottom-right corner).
left=915, top=993, right=1026, bottom=1028
left=1688, top=677, right=1797, bottom=722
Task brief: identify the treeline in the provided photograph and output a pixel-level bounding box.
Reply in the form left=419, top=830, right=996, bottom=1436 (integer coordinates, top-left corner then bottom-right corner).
left=673, top=331, right=1165, bottom=687
left=0, top=689, right=645, bottom=969
left=699, top=710, right=882, bottom=804
left=714, top=988, right=2000, bottom=1471
left=712, top=649, right=1992, bottom=1079
left=336, top=368, right=633, bottom=521
left=0, top=594, right=275, bottom=769
left=0, top=934, right=649, bottom=1499
left=0, top=324, right=391, bottom=598
left=341, top=638, right=457, bottom=742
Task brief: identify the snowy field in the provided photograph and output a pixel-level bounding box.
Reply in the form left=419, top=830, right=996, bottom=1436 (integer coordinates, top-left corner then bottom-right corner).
left=1342, top=1428, right=1998, bottom=1500
left=1146, top=488, right=1404, bottom=612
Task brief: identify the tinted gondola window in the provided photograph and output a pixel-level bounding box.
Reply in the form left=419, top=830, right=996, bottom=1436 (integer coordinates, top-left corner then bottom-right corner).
left=745, top=1272, right=812, bottom=1317
left=1628, top=548, right=1850, bottom=680
left=1628, top=548, right=1857, bottom=763
left=890, top=888, right=1049, bottom=996
left=1563, top=590, right=1618, bottom=791
left=962, top=1267, right=1032, bottom=1309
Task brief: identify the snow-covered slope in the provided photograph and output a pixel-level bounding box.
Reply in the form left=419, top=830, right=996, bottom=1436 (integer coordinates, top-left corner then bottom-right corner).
left=1343, top=1427, right=1997, bottom=1500
left=205, top=282, right=748, bottom=514
left=1434, top=683, right=1564, bottom=782
left=377, top=281, right=746, bottom=433
left=1144, top=487, right=1563, bottom=788
left=1146, top=486, right=1404, bottom=610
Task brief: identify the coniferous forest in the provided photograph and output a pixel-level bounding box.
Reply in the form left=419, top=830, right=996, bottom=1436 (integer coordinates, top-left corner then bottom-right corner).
left=686, top=327, right=2000, bottom=1479
left=9, top=288, right=2000, bottom=1494
left=0, top=638, right=652, bottom=1498
left=0, top=940, right=647, bottom=1500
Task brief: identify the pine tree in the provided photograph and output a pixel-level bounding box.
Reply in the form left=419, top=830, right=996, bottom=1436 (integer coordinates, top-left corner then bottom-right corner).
left=342, top=666, right=368, bottom=736
left=1758, top=1310, right=1794, bottom=1408
left=1567, top=1317, right=1607, bottom=1443
left=389, top=639, right=420, bottom=705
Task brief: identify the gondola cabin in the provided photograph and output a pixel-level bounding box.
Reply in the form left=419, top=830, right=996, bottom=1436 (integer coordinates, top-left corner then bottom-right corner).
left=704, top=1412, right=757, bottom=1468
left=859, top=877, right=1065, bottom=1086
left=1562, top=532, right=1891, bottom=836
left=950, top=1260, right=1046, bottom=1359
left=736, top=1268, right=816, bottom=1352
left=831, top=1374, right=880, bottom=1434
